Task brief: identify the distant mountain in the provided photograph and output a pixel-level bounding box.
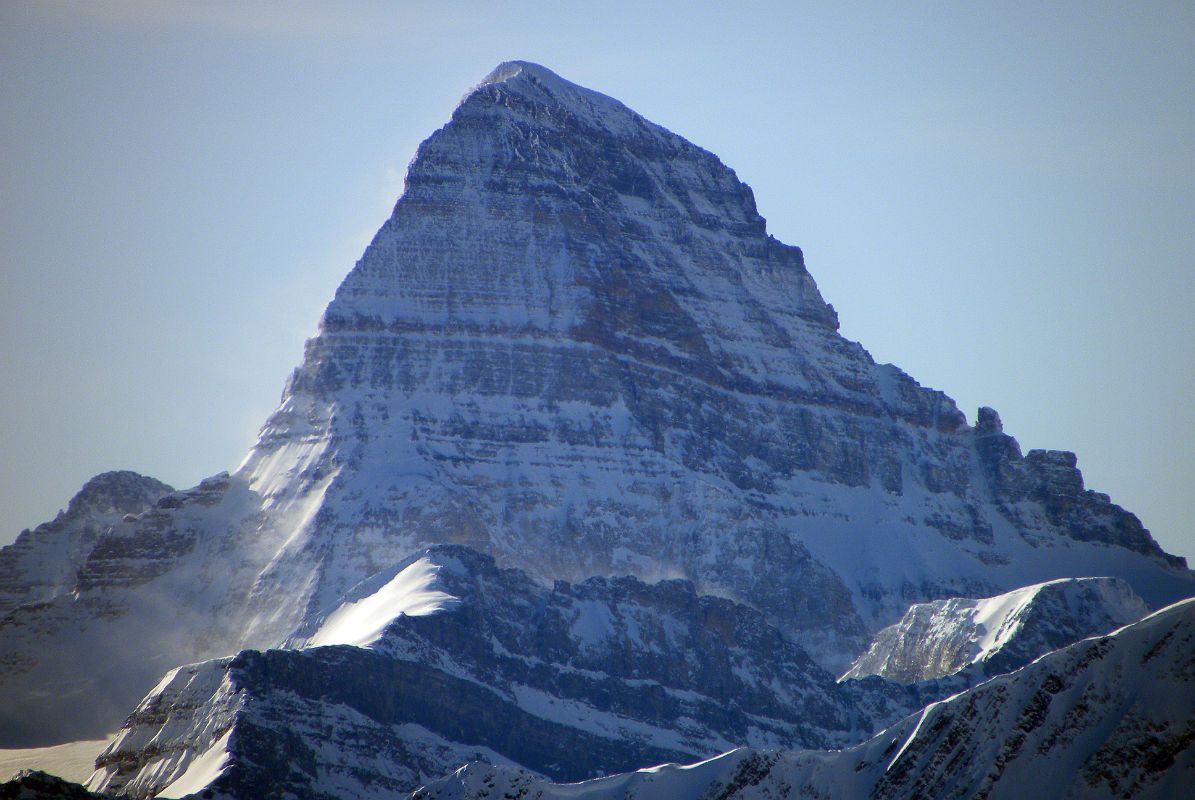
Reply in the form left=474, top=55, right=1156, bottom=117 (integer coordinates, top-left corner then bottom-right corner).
left=415, top=597, right=1195, bottom=800
left=841, top=576, right=1150, bottom=683
left=0, top=473, right=260, bottom=746
left=0, top=471, right=172, bottom=619
left=1, top=60, right=1191, bottom=777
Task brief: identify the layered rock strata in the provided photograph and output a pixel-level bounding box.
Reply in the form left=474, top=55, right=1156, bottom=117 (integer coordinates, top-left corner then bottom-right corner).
left=88, top=546, right=920, bottom=798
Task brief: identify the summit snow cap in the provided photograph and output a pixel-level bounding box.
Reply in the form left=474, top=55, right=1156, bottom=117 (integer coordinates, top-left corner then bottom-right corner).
left=477, top=60, right=564, bottom=87
left=464, top=59, right=656, bottom=140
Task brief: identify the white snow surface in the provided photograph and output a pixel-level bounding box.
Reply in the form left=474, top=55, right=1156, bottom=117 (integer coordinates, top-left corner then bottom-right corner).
left=157, top=728, right=233, bottom=799
left=308, top=556, right=459, bottom=648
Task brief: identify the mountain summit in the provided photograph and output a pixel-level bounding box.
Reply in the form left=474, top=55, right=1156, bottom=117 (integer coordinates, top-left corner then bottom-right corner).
left=2, top=62, right=1191, bottom=750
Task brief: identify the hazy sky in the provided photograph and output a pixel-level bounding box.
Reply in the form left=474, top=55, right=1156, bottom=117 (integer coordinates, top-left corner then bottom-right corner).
left=2, top=2, right=1193, bottom=563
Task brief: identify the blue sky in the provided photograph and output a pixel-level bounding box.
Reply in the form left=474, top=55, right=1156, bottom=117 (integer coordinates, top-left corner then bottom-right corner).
left=2, top=1, right=1193, bottom=561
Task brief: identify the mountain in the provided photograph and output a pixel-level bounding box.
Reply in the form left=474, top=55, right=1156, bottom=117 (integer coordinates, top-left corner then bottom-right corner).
left=1, top=60, right=1192, bottom=749
left=84, top=559, right=1155, bottom=798
left=0, top=473, right=262, bottom=746
left=841, top=576, right=1150, bottom=683
left=0, top=471, right=172, bottom=619
left=414, top=597, right=1195, bottom=800
left=85, top=545, right=921, bottom=799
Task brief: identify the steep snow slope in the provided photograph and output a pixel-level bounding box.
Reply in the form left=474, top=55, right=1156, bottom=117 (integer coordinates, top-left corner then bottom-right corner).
left=415, top=598, right=1195, bottom=800
left=88, top=546, right=922, bottom=799
left=2, top=61, right=1192, bottom=746
left=842, top=576, right=1150, bottom=682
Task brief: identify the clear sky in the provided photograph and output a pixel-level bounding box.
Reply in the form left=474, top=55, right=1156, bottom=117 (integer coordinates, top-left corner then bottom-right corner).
left=2, top=2, right=1192, bottom=563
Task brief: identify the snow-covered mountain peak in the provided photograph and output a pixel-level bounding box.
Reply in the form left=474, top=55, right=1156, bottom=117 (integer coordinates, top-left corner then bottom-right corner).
left=63, top=471, right=175, bottom=518
left=476, top=60, right=585, bottom=96
left=0, top=470, right=173, bottom=620
left=842, top=576, right=1151, bottom=683
left=4, top=63, right=1193, bottom=750
left=469, top=60, right=670, bottom=145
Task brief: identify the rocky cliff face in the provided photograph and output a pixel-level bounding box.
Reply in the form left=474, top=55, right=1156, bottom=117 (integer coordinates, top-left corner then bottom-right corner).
left=415, top=598, right=1195, bottom=800
left=841, top=576, right=1150, bottom=683
left=1, top=61, right=1192, bottom=749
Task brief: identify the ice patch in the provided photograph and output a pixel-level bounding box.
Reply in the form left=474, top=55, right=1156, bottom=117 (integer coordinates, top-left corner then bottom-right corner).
left=0, top=737, right=112, bottom=784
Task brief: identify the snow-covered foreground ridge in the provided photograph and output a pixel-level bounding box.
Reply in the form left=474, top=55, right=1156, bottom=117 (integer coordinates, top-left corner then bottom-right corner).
left=82, top=550, right=1169, bottom=799
left=417, top=597, right=1195, bottom=800
left=85, top=545, right=926, bottom=799
left=1, top=59, right=1193, bottom=750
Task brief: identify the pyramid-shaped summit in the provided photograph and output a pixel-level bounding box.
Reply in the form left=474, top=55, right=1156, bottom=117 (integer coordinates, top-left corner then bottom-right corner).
left=1, top=62, right=1191, bottom=748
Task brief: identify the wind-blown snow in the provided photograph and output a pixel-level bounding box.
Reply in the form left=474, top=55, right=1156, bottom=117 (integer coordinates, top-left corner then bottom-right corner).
left=308, top=557, right=458, bottom=648
left=970, top=581, right=1044, bottom=656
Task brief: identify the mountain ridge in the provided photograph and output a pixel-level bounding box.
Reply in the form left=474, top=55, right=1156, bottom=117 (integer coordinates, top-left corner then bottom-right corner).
left=415, top=596, right=1195, bottom=800
left=85, top=544, right=921, bottom=799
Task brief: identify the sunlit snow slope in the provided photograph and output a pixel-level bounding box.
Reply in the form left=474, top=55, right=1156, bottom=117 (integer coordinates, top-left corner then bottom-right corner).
left=841, top=576, right=1150, bottom=682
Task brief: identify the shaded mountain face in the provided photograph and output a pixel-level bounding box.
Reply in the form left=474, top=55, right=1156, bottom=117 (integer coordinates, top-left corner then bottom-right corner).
left=86, top=545, right=922, bottom=799
left=1, top=61, right=1192, bottom=747
left=0, top=474, right=262, bottom=747
left=415, top=598, right=1195, bottom=800
left=83, top=550, right=1145, bottom=799
left=841, top=576, right=1150, bottom=683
